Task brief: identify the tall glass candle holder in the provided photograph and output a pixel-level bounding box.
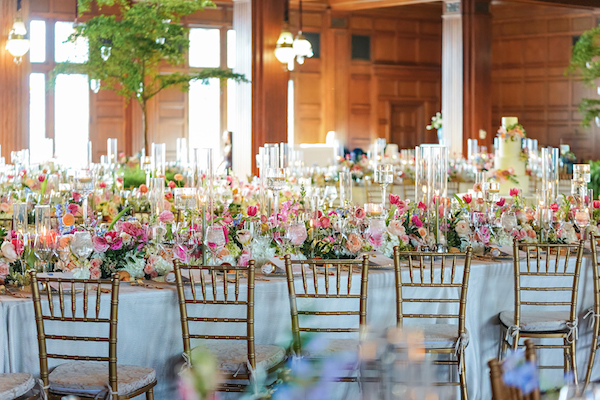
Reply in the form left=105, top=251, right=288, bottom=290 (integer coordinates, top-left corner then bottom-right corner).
left=34, top=205, right=51, bottom=235
left=374, top=164, right=394, bottom=208
left=415, top=144, right=448, bottom=245
left=151, top=143, right=166, bottom=178
left=13, top=203, right=27, bottom=233
left=541, top=147, right=560, bottom=202
left=339, top=171, right=352, bottom=207
left=149, top=177, right=165, bottom=217
left=74, top=169, right=95, bottom=226
left=107, top=138, right=118, bottom=166
left=176, top=138, right=188, bottom=166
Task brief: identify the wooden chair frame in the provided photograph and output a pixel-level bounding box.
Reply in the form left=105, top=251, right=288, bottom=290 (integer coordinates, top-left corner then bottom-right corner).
left=284, top=254, right=370, bottom=383
left=489, top=339, right=540, bottom=400
left=500, top=239, right=584, bottom=385
left=393, top=246, right=473, bottom=400
left=173, top=260, right=281, bottom=392
left=584, top=234, right=600, bottom=388
left=30, top=271, right=156, bottom=400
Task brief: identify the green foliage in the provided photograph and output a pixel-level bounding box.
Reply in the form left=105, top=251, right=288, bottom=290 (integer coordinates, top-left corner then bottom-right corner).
left=589, top=160, right=600, bottom=197
left=568, top=25, right=600, bottom=127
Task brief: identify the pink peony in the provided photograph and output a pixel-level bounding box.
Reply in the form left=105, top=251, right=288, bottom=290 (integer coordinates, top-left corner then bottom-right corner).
left=159, top=210, right=175, bottom=224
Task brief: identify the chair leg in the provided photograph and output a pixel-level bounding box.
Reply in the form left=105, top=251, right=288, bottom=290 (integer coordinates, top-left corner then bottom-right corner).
left=499, top=326, right=508, bottom=360
left=146, top=388, right=154, bottom=400
left=459, top=350, right=468, bottom=400
left=564, top=338, right=570, bottom=377
left=570, top=339, right=579, bottom=386
left=585, top=324, right=599, bottom=389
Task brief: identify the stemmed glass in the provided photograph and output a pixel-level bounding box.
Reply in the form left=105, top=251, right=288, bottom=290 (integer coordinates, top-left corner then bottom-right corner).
left=34, top=232, right=57, bottom=273
left=174, top=226, right=200, bottom=263
left=323, top=186, right=338, bottom=209
left=70, top=231, right=94, bottom=263
left=205, top=226, right=226, bottom=265
left=575, top=207, right=591, bottom=241
left=174, top=187, right=197, bottom=224
left=374, top=164, right=394, bottom=208
left=266, top=167, right=286, bottom=215
left=73, top=170, right=96, bottom=226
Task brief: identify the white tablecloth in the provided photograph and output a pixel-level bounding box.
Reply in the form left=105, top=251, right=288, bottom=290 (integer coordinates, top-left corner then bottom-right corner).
left=0, top=256, right=598, bottom=399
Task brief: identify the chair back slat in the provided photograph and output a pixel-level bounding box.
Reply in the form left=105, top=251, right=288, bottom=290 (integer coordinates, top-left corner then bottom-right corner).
left=173, top=261, right=256, bottom=369
left=513, top=239, right=584, bottom=325
left=393, top=246, right=472, bottom=333
left=489, top=339, right=540, bottom=400
left=284, top=255, right=370, bottom=354
left=30, top=272, right=121, bottom=394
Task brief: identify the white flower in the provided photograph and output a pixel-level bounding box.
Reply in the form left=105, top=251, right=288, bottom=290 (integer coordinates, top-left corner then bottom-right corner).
left=73, top=268, right=91, bottom=279
left=1, top=241, right=17, bottom=262
left=120, top=232, right=132, bottom=245
left=455, top=220, right=470, bottom=237
left=123, top=255, right=145, bottom=278
left=153, top=256, right=173, bottom=276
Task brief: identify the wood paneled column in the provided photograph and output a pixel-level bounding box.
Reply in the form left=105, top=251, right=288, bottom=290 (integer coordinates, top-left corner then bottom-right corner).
left=232, top=0, right=289, bottom=177
left=462, top=0, right=492, bottom=153
left=442, top=1, right=463, bottom=156
left=0, top=0, right=29, bottom=158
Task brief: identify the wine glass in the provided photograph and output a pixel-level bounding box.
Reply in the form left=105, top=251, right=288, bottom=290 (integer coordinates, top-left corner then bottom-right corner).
left=266, top=168, right=286, bottom=215
left=575, top=208, right=590, bottom=241
left=323, top=186, right=338, bottom=209
left=374, top=164, right=394, bottom=208
left=34, top=232, right=57, bottom=273
left=205, top=226, right=226, bottom=265
left=73, top=170, right=96, bottom=226
left=70, top=231, right=93, bottom=262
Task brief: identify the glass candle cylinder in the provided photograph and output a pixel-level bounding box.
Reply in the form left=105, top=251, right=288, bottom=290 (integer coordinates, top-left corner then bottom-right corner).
left=339, top=171, right=352, bottom=206
left=541, top=147, right=560, bottom=202
left=87, top=141, right=93, bottom=168
left=573, top=164, right=591, bottom=183
left=107, top=138, right=118, bottom=165
left=176, top=138, right=188, bottom=166
left=149, top=177, right=165, bottom=216
left=174, top=187, right=198, bottom=211
left=13, top=202, right=28, bottom=233
left=151, top=143, right=166, bottom=178
left=34, top=205, right=51, bottom=235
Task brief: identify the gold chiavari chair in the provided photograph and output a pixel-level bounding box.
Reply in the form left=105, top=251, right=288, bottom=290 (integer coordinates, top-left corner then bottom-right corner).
left=584, top=234, right=600, bottom=388
left=489, top=339, right=540, bottom=400
left=173, top=261, right=286, bottom=392
left=392, top=246, right=473, bottom=400
left=30, top=271, right=157, bottom=400
left=499, top=239, right=585, bottom=385
left=283, top=254, right=370, bottom=383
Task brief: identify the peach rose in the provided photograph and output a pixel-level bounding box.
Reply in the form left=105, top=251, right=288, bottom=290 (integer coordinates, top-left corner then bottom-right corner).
left=346, top=233, right=363, bottom=253
left=62, top=213, right=75, bottom=226
left=417, top=227, right=428, bottom=238
left=0, top=203, right=9, bottom=213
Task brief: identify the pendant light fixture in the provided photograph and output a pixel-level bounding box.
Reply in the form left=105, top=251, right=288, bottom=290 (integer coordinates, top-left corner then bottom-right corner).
left=274, top=0, right=295, bottom=70
left=5, top=0, right=30, bottom=65
left=293, top=0, right=313, bottom=65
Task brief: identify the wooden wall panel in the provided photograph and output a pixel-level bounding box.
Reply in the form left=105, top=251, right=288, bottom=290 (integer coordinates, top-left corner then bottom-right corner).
left=491, top=2, right=600, bottom=161
left=89, top=89, right=126, bottom=162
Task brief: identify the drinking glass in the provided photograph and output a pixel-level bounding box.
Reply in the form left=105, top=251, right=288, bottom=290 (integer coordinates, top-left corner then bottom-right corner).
left=323, top=186, right=338, bottom=209
left=74, top=170, right=96, bottom=226
left=34, top=232, right=57, bottom=272
left=205, top=226, right=226, bottom=264
left=575, top=208, right=591, bottom=241
left=266, top=167, right=286, bottom=215
left=71, top=231, right=94, bottom=261
left=374, top=164, right=394, bottom=208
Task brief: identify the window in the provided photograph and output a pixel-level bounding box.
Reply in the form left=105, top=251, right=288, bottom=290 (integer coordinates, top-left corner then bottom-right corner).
left=189, top=28, right=220, bottom=68
left=304, top=32, right=320, bottom=59
left=351, top=35, right=371, bottom=61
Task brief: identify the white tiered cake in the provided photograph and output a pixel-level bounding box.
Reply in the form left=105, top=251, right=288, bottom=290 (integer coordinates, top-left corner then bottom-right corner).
left=493, top=117, right=529, bottom=195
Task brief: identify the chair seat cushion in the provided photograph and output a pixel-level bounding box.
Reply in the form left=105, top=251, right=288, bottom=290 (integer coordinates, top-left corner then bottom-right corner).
left=193, top=341, right=286, bottom=374
left=0, top=373, right=35, bottom=400
left=402, top=324, right=466, bottom=349
left=301, top=338, right=360, bottom=358
left=48, top=361, right=156, bottom=396
left=499, top=310, right=571, bottom=332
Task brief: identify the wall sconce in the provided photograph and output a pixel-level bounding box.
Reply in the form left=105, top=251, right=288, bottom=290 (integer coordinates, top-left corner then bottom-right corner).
left=275, top=0, right=313, bottom=71
left=5, top=0, right=29, bottom=65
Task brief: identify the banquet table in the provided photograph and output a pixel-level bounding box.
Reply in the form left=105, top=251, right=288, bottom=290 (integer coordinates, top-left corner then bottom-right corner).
left=0, top=255, right=598, bottom=400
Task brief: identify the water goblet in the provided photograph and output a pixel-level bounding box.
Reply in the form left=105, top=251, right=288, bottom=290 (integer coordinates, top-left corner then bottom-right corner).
left=575, top=208, right=591, bottom=241
left=34, top=232, right=57, bottom=272
left=374, top=164, right=394, bottom=208
left=73, top=170, right=96, bottom=226
left=71, top=231, right=94, bottom=262
left=205, top=225, right=226, bottom=265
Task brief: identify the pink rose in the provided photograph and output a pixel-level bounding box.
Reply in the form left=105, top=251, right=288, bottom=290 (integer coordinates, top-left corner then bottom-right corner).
left=247, top=205, right=258, bottom=217
left=159, top=210, right=175, bottom=224
left=222, top=214, right=233, bottom=224
left=90, top=266, right=101, bottom=280
left=238, top=248, right=251, bottom=266
left=319, top=216, right=331, bottom=229
left=473, top=183, right=482, bottom=193
left=90, top=257, right=103, bottom=269
left=527, top=229, right=537, bottom=239
left=0, top=262, right=9, bottom=279
left=93, top=236, right=110, bottom=253
left=143, top=263, right=158, bottom=278
left=355, top=208, right=366, bottom=219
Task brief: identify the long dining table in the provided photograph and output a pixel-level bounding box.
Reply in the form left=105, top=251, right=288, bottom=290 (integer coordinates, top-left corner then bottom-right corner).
left=0, top=254, right=598, bottom=400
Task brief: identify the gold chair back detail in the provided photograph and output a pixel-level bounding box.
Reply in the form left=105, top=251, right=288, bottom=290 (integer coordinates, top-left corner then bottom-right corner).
left=489, top=339, right=540, bottom=400
left=584, top=234, right=600, bottom=388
